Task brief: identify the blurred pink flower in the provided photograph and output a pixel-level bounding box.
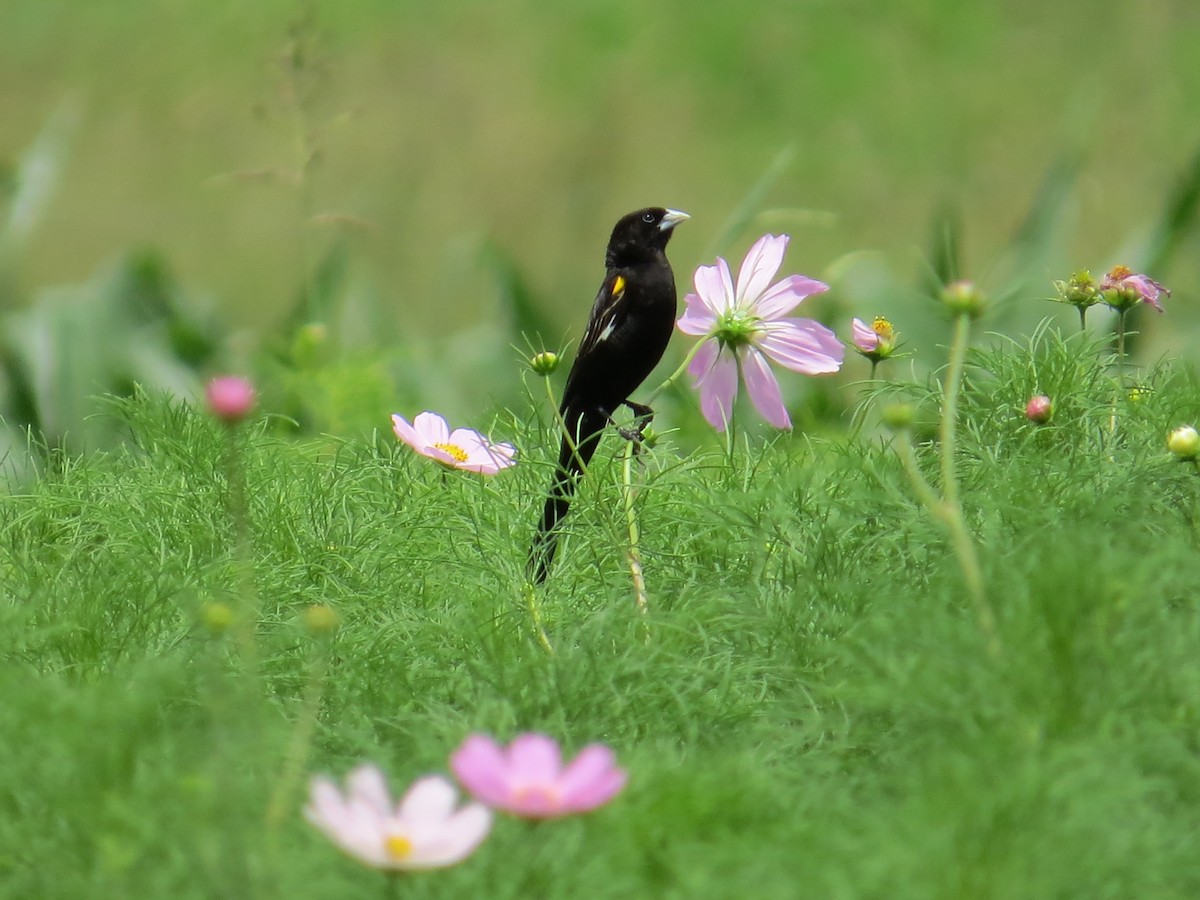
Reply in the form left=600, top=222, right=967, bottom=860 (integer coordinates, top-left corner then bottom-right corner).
left=205, top=376, right=256, bottom=424
left=1099, top=265, right=1170, bottom=312
left=450, top=732, right=626, bottom=819
left=677, top=234, right=843, bottom=431
left=391, top=411, right=515, bottom=474
left=306, top=765, right=492, bottom=871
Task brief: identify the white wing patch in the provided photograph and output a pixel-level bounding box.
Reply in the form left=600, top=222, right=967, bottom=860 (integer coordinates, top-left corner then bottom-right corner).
left=598, top=318, right=616, bottom=342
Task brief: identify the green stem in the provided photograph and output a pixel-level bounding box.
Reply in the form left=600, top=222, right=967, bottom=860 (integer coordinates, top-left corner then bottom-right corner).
left=894, top=432, right=1001, bottom=659
left=644, top=338, right=707, bottom=407
left=1115, top=309, right=1127, bottom=391
left=1078, top=305, right=1087, bottom=333
left=621, top=440, right=650, bottom=636
left=545, top=372, right=586, bottom=474
left=264, top=638, right=327, bottom=831
left=522, top=580, right=555, bottom=655
left=224, top=426, right=260, bottom=671
left=939, top=314, right=971, bottom=509
left=1109, top=309, right=1128, bottom=446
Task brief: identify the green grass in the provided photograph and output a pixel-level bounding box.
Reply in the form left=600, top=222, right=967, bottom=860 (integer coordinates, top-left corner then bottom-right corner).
left=2, top=320, right=1200, bottom=898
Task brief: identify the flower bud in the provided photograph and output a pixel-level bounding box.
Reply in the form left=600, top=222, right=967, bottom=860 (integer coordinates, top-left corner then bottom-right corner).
left=291, top=322, right=329, bottom=367
left=1025, top=394, right=1053, bottom=424
left=205, top=376, right=256, bottom=424
left=1167, top=425, right=1200, bottom=461
left=941, top=280, right=985, bottom=318
left=1052, top=270, right=1101, bottom=308
left=881, top=402, right=915, bottom=431
left=529, top=351, right=560, bottom=376
left=202, top=601, right=235, bottom=634
left=302, top=603, right=341, bottom=636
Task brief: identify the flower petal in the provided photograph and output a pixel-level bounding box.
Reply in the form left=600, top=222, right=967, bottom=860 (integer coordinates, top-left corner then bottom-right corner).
left=398, top=776, right=459, bottom=823
left=687, top=338, right=720, bottom=380
left=752, top=274, right=829, bottom=320
left=306, top=777, right=390, bottom=869
left=391, top=414, right=421, bottom=450
left=507, top=733, right=562, bottom=781
left=562, top=767, right=627, bottom=814
left=694, top=347, right=740, bottom=433
left=677, top=292, right=720, bottom=335
left=850, top=317, right=877, bottom=352
left=407, top=805, right=493, bottom=869
left=692, top=258, right=735, bottom=316
left=741, top=348, right=791, bottom=430
left=412, top=411, right=450, bottom=446
left=451, top=734, right=512, bottom=808
left=735, top=234, right=788, bottom=308
left=558, top=745, right=626, bottom=812
left=346, top=764, right=393, bottom=816
left=757, top=319, right=844, bottom=374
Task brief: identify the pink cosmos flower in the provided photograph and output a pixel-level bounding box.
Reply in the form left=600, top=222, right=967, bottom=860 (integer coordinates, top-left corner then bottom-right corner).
left=677, top=234, right=843, bottom=431
left=205, top=375, right=256, bottom=424
left=1099, top=265, right=1170, bottom=313
left=305, top=765, right=492, bottom=871
left=391, top=411, right=516, bottom=474
left=450, top=732, right=627, bottom=819
left=850, top=316, right=896, bottom=362
left=851, top=317, right=879, bottom=353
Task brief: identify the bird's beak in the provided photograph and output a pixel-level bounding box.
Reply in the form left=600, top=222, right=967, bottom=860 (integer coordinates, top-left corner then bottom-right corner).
left=659, top=209, right=690, bottom=231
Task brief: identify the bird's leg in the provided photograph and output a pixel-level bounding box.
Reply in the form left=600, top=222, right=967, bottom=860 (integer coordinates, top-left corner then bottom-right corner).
left=616, top=400, right=654, bottom=443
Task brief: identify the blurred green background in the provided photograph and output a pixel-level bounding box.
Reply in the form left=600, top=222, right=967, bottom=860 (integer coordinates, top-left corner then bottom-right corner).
left=2, top=0, right=1198, bottom=450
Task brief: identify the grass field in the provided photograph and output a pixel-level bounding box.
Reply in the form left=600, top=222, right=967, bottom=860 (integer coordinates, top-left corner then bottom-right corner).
left=3, top=314, right=1200, bottom=897
left=2, top=3, right=1200, bottom=897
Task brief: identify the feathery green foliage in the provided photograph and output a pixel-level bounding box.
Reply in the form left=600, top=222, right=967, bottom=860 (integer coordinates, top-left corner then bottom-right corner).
left=2, top=326, right=1199, bottom=897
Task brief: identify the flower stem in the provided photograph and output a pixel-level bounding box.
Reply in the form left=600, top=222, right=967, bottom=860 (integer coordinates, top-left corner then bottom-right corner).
left=894, top=431, right=1000, bottom=659
left=621, top=440, right=651, bottom=637
left=522, top=580, right=555, bottom=655
left=939, top=313, right=971, bottom=509
left=1109, top=308, right=1128, bottom=446
left=264, top=635, right=328, bottom=831
left=1078, top=306, right=1087, bottom=333
left=223, top=426, right=260, bottom=670
left=644, top=339, right=706, bottom=407
left=1115, top=309, right=1128, bottom=391
left=891, top=312, right=999, bottom=658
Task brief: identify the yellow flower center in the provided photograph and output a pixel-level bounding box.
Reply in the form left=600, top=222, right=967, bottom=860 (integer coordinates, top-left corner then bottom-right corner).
left=1107, top=264, right=1133, bottom=280
left=433, top=442, right=469, bottom=462
left=872, top=317, right=894, bottom=341
left=514, top=783, right=561, bottom=807
left=385, top=834, right=413, bottom=859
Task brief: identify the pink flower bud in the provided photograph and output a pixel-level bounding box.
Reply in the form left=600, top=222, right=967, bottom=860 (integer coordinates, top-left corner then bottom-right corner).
left=1025, top=395, right=1053, bottom=424
left=205, top=376, right=257, bottom=424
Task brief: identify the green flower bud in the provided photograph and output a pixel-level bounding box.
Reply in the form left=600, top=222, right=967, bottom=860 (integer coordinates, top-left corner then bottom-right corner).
left=530, top=351, right=560, bottom=376
left=941, top=280, right=985, bottom=318
left=881, top=402, right=915, bottom=431
left=202, top=601, right=234, bottom=634
left=1167, top=425, right=1200, bottom=461
left=302, top=603, right=341, bottom=636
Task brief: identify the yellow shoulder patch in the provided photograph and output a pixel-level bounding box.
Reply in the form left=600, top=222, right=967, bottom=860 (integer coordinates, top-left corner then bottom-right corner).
left=612, top=275, right=626, bottom=298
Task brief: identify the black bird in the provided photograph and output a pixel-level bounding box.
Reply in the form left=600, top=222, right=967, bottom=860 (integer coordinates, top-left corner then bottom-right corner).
left=529, top=206, right=689, bottom=583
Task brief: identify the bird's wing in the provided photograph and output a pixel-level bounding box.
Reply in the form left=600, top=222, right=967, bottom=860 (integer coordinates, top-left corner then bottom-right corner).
left=575, top=271, right=629, bottom=362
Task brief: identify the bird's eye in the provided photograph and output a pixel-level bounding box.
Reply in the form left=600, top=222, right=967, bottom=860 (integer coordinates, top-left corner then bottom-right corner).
left=642, top=212, right=656, bottom=223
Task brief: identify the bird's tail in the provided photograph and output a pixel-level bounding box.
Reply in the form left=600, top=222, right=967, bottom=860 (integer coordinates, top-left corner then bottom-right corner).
left=528, top=408, right=605, bottom=583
